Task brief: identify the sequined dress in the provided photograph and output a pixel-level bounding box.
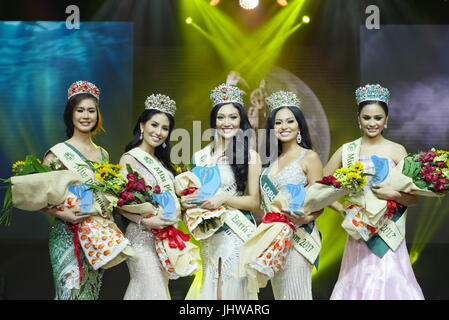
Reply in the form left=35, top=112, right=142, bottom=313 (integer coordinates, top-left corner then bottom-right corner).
left=330, top=156, right=424, bottom=300
left=49, top=219, right=103, bottom=299
left=120, top=154, right=172, bottom=300
left=262, top=151, right=316, bottom=300
left=195, top=158, right=256, bottom=300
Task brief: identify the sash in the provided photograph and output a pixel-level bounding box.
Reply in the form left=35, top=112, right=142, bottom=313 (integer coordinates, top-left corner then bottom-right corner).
left=50, top=142, right=110, bottom=218
left=342, top=138, right=407, bottom=253
left=342, top=138, right=362, bottom=169
left=193, top=145, right=255, bottom=241
left=224, top=208, right=256, bottom=241
left=260, top=173, right=321, bottom=266
left=127, top=148, right=174, bottom=193
left=126, top=148, right=180, bottom=218
left=377, top=210, right=407, bottom=252
left=194, top=143, right=214, bottom=167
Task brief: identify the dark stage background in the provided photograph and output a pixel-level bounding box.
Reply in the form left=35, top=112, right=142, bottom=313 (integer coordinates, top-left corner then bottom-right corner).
left=0, top=0, right=448, bottom=300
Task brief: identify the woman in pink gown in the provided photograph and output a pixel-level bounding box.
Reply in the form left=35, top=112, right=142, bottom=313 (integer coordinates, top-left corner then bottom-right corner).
left=325, top=84, right=424, bottom=300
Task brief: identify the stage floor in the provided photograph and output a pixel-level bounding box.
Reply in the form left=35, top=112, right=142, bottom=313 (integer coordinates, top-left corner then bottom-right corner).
left=0, top=239, right=447, bottom=300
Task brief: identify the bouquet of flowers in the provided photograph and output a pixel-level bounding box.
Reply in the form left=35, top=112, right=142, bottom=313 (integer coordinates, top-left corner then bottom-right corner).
left=343, top=149, right=449, bottom=244
left=98, top=163, right=200, bottom=279
left=0, top=155, right=84, bottom=226
left=300, top=161, right=371, bottom=214
left=240, top=192, right=306, bottom=293
left=46, top=160, right=137, bottom=271
left=174, top=167, right=226, bottom=240
left=383, top=149, right=449, bottom=196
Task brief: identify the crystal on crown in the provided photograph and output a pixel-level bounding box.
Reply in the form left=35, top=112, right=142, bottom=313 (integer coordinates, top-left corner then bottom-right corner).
left=67, top=80, right=100, bottom=100
left=355, top=84, right=390, bottom=105
left=144, top=93, right=176, bottom=116
left=210, top=83, right=245, bottom=107
left=266, top=90, right=301, bottom=113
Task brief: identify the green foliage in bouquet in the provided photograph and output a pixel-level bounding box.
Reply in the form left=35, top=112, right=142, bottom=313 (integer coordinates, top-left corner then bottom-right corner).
left=0, top=155, right=52, bottom=226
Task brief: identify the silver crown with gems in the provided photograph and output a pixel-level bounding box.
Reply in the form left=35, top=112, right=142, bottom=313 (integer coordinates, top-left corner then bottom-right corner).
left=355, top=84, right=390, bottom=105
left=266, top=90, right=301, bottom=113
left=144, top=93, right=176, bottom=116
left=210, top=83, right=245, bottom=107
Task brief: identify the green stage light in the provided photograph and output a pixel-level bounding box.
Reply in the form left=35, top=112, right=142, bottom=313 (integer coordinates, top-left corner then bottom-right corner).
left=302, top=16, right=310, bottom=23
left=185, top=17, right=193, bottom=24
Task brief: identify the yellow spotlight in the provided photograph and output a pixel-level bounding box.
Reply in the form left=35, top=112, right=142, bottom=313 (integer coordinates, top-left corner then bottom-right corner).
left=210, top=0, right=220, bottom=6
left=277, top=0, right=288, bottom=6
left=239, top=0, right=259, bottom=10
left=185, top=17, right=193, bottom=24
left=302, top=16, right=310, bottom=23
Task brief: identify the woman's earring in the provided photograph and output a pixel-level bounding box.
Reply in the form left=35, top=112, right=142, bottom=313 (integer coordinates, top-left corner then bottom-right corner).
left=162, top=142, right=167, bottom=148
left=296, top=132, right=302, bottom=144
left=140, top=130, right=143, bottom=141
left=358, top=124, right=362, bottom=130
left=384, top=123, right=388, bottom=129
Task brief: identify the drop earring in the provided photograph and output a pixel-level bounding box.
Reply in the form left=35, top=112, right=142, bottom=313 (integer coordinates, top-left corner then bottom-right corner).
left=296, top=132, right=302, bottom=144
left=384, top=123, right=388, bottom=129
left=140, top=130, right=143, bottom=140
left=162, top=142, right=167, bottom=148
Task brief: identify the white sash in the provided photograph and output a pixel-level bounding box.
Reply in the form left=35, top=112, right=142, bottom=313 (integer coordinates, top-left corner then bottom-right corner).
left=127, top=148, right=174, bottom=192
left=291, top=226, right=321, bottom=265
left=50, top=143, right=110, bottom=217
left=342, top=138, right=407, bottom=250
left=193, top=145, right=256, bottom=241
left=126, top=148, right=181, bottom=216
left=378, top=210, right=407, bottom=251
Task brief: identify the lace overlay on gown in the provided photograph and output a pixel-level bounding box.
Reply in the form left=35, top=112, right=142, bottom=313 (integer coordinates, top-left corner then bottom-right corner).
left=198, top=157, right=253, bottom=300
left=262, top=151, right=314, bottom=300
left=330, top=155, right=424, bottom=300
left=120, top=153, right=172, bottom=300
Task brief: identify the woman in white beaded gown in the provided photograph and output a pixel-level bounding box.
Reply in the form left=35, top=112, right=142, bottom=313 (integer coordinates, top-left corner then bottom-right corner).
left=118, top=94, right=179, bottom=300
left=260, top=91, right=324, bottom=299
left=181, top=84, right=262, bottom=300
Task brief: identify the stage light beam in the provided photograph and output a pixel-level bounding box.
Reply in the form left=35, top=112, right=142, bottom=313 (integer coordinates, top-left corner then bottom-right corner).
left=185, top=17, right=193, bottom=24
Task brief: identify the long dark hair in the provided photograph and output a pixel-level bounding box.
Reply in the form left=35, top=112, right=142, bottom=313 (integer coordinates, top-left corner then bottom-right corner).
left=125, top=109, right=176, bottom=175
left=262, top=106, right=313, bottom=167
left=210, top=102, right=253, bottom=193
left=63, top=93, right=104, bottom=138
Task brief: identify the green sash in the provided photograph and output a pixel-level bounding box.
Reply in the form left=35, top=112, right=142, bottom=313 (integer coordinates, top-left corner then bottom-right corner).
left=260, top=173, right=321, bottom=267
